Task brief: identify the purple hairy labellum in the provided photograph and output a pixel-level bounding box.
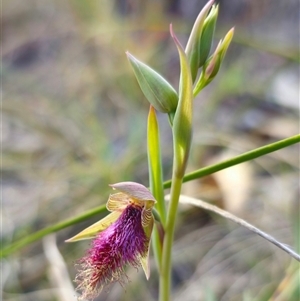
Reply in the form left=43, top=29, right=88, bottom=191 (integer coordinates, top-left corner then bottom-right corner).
left=66, top=182, right=156, bottom=300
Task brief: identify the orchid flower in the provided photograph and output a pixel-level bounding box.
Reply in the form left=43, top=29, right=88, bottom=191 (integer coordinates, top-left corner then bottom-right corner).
left=66, top=182, right=156, bottom=300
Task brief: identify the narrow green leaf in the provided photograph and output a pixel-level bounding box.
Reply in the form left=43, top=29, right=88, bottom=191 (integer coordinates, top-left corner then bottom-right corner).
left=147, top=105, right=165, bottom=272
left=147, top=105, right=166, bottom=225
left=2, top=135, right=299, bottom=257
left=1, top=204, right=107, bottom=257
left=163, top=134, right=300, bottom=189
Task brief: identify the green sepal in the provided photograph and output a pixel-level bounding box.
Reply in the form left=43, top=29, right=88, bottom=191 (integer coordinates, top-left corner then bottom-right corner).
left=140, top=213, right=154, bottom=279
left=65, top=211, right=121, bottom=242
left=127, top=52, right=178, bottom=113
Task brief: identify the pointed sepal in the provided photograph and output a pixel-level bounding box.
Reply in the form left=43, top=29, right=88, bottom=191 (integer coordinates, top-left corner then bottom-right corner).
left=140, top=213, right=154, bottom=279
left=65, top=211, right=121, bottom=242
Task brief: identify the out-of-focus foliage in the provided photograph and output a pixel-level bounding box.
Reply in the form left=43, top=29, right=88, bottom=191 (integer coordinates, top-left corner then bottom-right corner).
left=2, top=0, right=299, bottom=300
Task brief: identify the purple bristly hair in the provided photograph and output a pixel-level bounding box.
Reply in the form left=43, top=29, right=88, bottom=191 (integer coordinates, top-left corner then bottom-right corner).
left=75, top=204, right=148, bottom=300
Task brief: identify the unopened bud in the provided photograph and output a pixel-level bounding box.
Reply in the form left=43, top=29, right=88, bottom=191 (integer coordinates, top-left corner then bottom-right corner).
left=127, top=52, right=178, bottom=113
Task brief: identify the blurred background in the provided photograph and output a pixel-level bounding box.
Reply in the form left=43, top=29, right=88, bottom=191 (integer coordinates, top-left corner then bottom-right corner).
left=2, top=0, right=299, bottom=300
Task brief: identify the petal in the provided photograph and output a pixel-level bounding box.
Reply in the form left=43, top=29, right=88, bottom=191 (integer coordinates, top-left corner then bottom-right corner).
left=110, top=182, right=156, bottom=202
left=106, top=192, right=130, bottom=212
left=140, top=213, right=154, bottom=279
left=65, top=211, right=121, bottom=242
left=141, top=207, right=153, bottom=228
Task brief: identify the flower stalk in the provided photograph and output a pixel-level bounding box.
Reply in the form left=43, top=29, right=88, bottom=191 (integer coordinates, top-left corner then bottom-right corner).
left=160, top=175, right=183, bottom=301
left=158, top=24, right=194, bottom=301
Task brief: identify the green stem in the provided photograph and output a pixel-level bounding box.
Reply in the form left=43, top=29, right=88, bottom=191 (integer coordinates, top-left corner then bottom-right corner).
left=159, top=175, right=183, bottom=301
left=164, top=134, right=300, bottom=189
left=1, top=204, right=107, bottom=258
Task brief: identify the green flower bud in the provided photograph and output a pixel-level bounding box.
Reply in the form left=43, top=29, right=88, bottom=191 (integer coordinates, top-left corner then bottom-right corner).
left=193, top=27, right=234, bottom=96
left=185, top=0, right=215, bottom=83
left=198, top=4, right=218, bottom=68
left=127, top=52, right=178, bottom=113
